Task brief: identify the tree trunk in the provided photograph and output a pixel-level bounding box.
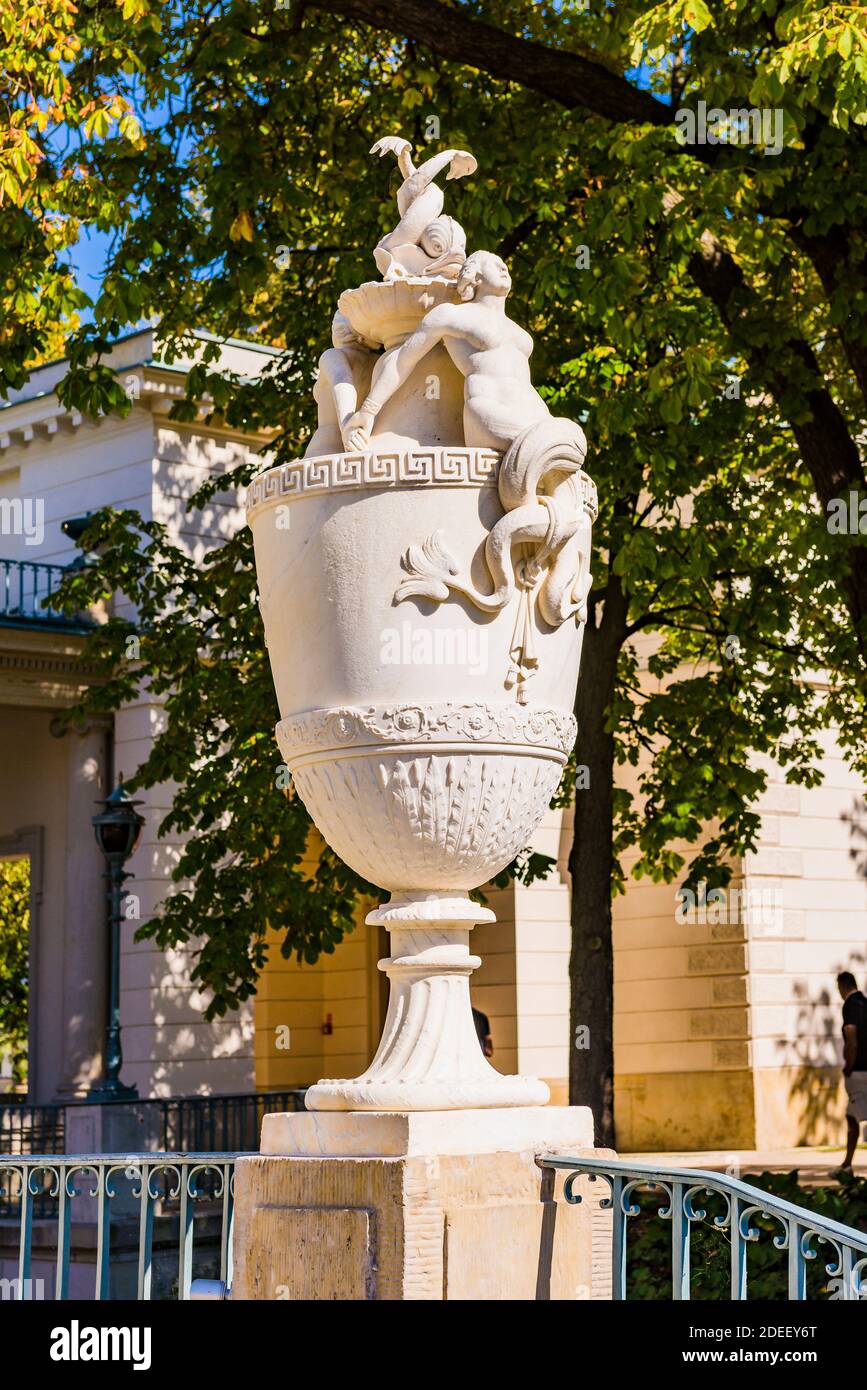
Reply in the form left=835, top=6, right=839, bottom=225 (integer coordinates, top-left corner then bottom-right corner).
left=568, top=575, right=627, bottom=1148
left=688, top=234, right=867, bottom=664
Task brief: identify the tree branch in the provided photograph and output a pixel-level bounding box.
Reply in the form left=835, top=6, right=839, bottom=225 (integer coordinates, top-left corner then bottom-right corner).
left=687, top=229, right=866, bottom=490
left=306, top=0, right=867, bottom=659
left=311, top=0, right=677, bottom=132
left=786, top=221, right=867, bottom=409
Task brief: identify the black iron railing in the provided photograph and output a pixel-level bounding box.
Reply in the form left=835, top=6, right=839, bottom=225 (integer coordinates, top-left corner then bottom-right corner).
left=0, top=1099, right=64, bottom=1156
left=158, top=1090, right=307, bottom=1152
left=0, top=1090, right=306, bottom=1159
left=0, top=558, right=92, bottom=630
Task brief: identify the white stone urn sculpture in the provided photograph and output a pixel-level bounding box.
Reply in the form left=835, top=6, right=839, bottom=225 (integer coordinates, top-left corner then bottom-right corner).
left=247, top=136, right=597, bottom=1111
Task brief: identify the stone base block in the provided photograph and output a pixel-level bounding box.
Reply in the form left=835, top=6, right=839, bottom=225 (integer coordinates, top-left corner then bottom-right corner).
left=231, top=1107, right=612, bottom=1301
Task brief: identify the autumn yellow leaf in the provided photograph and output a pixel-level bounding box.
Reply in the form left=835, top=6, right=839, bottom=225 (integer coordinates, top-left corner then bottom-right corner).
left=229, top=210, right=255, bottom=242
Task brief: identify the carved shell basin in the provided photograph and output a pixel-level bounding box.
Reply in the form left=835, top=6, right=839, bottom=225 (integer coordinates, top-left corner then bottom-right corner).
left=277, top=702, right=575, bottom=892
left=337, top=277, right=459, bottom=349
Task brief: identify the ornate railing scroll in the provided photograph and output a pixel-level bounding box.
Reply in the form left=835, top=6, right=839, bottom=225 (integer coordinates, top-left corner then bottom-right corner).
left=0, top=1154, right=236, bottom=1302
left=540, top=1156, right=867, bottom=1302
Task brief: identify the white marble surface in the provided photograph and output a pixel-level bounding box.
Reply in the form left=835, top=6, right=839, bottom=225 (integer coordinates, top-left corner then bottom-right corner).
left=246, top=135, right=597, bottom=1111
left=260, top=1105, right=595, bottom=1157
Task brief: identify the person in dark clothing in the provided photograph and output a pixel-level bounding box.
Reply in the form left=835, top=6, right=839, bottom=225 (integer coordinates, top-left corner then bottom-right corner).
left=472, top=1006, right=493, bottom=1058
left=834, top=971, right=867, bottom=1176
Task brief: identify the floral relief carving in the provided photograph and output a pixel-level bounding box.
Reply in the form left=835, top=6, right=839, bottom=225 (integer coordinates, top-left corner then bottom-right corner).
left=277, top=700, right=577, bottom=762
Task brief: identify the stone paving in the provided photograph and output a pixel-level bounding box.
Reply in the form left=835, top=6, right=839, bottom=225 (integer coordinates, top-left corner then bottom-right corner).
left=624, top=1146, right=867, bottom=1187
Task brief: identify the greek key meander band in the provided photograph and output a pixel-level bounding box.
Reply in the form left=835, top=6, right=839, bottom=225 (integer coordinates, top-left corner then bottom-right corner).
left=245, top=448, right=599, bottom=519
left=276, top=701, right=578, bottom=761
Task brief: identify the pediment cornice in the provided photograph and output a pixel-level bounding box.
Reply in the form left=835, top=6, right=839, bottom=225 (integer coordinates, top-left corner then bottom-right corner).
left=0, top=364, right=277, bottom=457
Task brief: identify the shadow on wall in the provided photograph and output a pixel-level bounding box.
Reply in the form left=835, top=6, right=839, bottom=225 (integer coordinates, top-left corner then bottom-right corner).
left=776, top=953, right=865, bottom=1145
left=776, top=803, right=867, bottom=1143
left=842, top=795, right=867, bottom=881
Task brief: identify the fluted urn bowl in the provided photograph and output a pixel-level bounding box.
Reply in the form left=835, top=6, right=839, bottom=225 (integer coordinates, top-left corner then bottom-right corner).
left=247, top=444, right=582, bottom=893
left=247, top=441, right=593, bottom=1110
left=274, top=698, right=576, bottom=892
left=247, top=260, right=597, bottom=1110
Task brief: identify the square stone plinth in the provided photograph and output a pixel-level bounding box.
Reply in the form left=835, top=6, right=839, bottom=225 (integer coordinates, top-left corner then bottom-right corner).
left=231, top=1107, right=612, bottom=1301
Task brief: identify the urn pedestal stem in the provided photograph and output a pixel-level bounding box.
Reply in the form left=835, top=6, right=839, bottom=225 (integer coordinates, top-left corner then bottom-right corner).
left=305, top=892, right=549, bottom=1111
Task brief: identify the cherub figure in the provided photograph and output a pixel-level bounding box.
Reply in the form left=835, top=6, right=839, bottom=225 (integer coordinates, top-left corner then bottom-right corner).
left=304, top=311, right=377, bottom=458
left=342, top=251, right=591, bottom=641
left=344, top=250, right=549, bottom=452
left=370, top=135, right=477, bottom=282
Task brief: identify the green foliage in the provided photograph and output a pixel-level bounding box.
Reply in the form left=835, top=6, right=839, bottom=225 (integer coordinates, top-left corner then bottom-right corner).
left=12, top=1, right=867, bottom=1007
left=0, top=859, right=29, bottom=1083
left=628, top=1170, right=867, bottom=1300
left=0, top=0, right=159, bottom=388
left=54, top=507, right=382, bottom=1016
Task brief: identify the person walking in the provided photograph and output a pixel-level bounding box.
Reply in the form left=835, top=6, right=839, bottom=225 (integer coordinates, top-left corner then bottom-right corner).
left=833, top=971, right=867, bottom=1177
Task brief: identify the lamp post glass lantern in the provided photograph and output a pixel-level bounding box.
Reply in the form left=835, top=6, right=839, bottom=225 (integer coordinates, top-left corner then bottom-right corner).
left=89, top=778, right=144, bottom=1102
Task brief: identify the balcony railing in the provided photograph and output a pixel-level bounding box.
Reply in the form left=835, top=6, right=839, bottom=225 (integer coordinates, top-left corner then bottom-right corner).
left=541, top=1156, right=867, bottom=1301
left=0, top=558, right=92, bottom=631
left=0, top=1090, right=306, bottom=1160
left=0, top=1102, right=64, bottom=1158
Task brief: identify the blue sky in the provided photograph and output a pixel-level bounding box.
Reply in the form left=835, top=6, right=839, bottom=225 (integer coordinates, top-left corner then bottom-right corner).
left=70, top=226, right=113, bottom=314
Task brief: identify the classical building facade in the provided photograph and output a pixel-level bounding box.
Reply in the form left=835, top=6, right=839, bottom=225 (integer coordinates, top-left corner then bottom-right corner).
left=1, top=333, right=864, bottom=1148
left=0, top=329, right=270, bottom=1100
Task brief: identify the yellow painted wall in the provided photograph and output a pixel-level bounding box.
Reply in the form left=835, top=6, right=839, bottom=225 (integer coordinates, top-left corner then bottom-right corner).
left=753, top=1066, right=850, bottom=1149
left=616, top=1070, right=757, bottom=1151
left=253, top=829, right=380, bottom=1090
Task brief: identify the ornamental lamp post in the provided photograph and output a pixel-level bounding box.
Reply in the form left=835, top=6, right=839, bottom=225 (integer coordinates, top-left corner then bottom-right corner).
left=89, top=778, right=144, bottom=1102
